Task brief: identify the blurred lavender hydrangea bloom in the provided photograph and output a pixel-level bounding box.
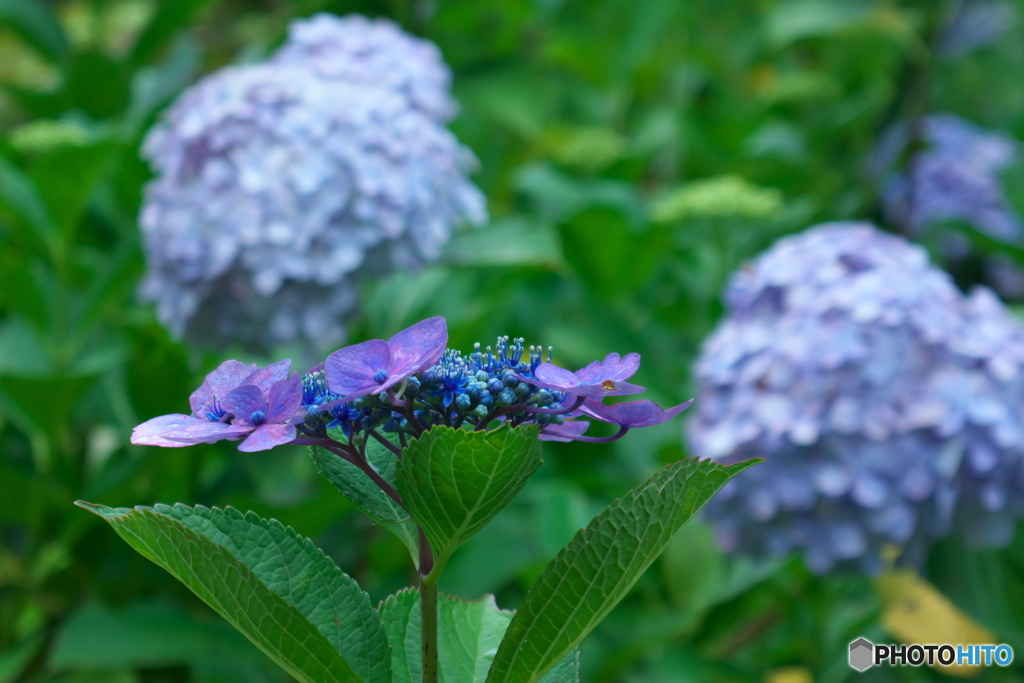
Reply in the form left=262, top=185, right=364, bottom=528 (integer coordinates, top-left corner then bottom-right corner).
left=877, top=114, right=1023, bottom=296
left=139, top=15, right=486, bottom=352
left=689, top=223, right=1024, bottom=574
left=271, top=13, right=457, bottom=122
left=940, top=0, right=1017, bottom=58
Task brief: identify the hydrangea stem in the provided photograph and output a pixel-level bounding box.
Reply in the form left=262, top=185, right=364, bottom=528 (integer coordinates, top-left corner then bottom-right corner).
left=419, top=529, right=439, bottom=683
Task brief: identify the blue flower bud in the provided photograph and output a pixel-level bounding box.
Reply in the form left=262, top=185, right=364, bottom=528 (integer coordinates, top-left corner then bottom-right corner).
left=487, top=378, right=504, bottom=394
left=536, top=390, right=554, bottom=406
left=471, top=405, right=489, bottom=418
left=455, top=393, right=472, bottom=412
left=477, top=392, right=493, bottom=406
left=496, top=388, right=517, bottom=406
left=514, top=382, right=531, bottom=396
left=475, top=370, right=490, bottom=382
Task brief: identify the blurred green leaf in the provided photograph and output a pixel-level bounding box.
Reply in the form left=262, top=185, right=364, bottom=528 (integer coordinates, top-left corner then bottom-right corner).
left=445, top=219, right=563, bottom=269
left=649, top=176, right=784, bottom=223
left=0, top=154, right=59, bottom=257
left=0, top=632, right=42, bottom=683
left=29, top=141, right=117, bottom=242
left=130, top=0, right=217, bottom=65
left=380, top=589, right=578, bottom=683
left=0, top=0, right=69, bottom=64
left=763, top=1, right=877, bottom=46
left=76, top=502, right=372, bottom=683
left=49, top=601, right=264, bottom=670
left=311, top=441, right=420, bottom=566
left=67, top=52, right=131, bottom=119
left=487, top=457, right=761, bottom=683
left=397, top=425, right=542, bottom=583
left=127, top=34, right=202, bottom=130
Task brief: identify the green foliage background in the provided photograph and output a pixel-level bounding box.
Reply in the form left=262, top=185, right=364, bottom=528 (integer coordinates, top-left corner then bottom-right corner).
left=2, top=0, right=1024, bottom=681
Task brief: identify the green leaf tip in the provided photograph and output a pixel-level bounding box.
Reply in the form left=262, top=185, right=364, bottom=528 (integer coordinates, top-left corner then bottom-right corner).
left=486, top=455, right=757, bottom=683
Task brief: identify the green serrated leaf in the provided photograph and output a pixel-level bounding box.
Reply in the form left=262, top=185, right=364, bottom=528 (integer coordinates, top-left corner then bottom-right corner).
left=486, top=457, right=762, bottom=683
left=149, top=504, right=390, bottom=683
left=396, top=425, right=542, bottom=583
left=311, top=442, right=420, bottom=566
left=76, top=502, right=373, bottom=683
left=380, top=589, right=577, bottom=683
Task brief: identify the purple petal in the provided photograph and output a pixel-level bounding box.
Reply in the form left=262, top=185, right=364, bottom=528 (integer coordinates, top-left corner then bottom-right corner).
left=265, top=372, right=304, bottom=424
left=581, top=398, right=694, bottom=427
left=238, top=423, right=298, bottom=452
left=189, top=360, right=256, bottom=417
left=132, top=414, right=209, bottom=448
left=133, top=414, right=252, bottom=446
left=325, top=339, right=392, bottom=399
left=222, top=385, right=269, bottom=425
left=532, top=363, right=580, bottom=391
left=239, top=359, right=292, bottom=394
left=539, top=420, right=591, bottom=442
left=386, top=316, right=448, bottom=381
left=575, top=352, right=641, bottom=383
left=567, top=380, right=647, bottom=398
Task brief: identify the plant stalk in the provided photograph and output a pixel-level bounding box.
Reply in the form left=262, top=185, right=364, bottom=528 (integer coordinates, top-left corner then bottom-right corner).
left=420, top=529, right=439, bottom=683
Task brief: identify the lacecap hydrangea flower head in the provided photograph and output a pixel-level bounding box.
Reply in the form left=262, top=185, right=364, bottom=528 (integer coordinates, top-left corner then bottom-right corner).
left=133, top=315, right=691, bottom=456
left=138, top=14, right=486, bottom=352
left=688, top=222, right=1024, bottom=574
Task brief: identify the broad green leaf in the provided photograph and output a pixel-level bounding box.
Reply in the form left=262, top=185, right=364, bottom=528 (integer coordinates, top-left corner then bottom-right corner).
left=151, top=504, right=389, bottom=683
left=486, top=457, right=762, bottom=683
left=311, top=442, right=420, bottom=566
left=380, top=589, right=577, bottom=683
left=396, top=425, right=542, bottom=582
left=76, top=502, right=372, bottom=683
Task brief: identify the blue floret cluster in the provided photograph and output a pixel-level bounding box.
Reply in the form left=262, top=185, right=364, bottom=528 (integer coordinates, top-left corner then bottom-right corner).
left=689, top=222, right=1024, bottom=574
left=138, top=14, right=486, bottom=352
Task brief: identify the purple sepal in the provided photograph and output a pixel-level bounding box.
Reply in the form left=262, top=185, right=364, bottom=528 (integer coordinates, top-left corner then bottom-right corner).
left=539, top=420, right=591, bottom=442
left=239, top=423, right=298, bottom=452
left=580, top=398, right=695, bottom=427
left=222, top=385, right=268, bottom=425
left=132, top=414, right=252, bottom=447
left=528, top=352, right=646, bottom=397
left=325, top=316, right=448, bottom=400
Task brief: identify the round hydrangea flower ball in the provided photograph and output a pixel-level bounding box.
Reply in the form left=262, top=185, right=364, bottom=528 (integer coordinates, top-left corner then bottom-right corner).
left=688, top=222, right=1024, bottom=574
left=138, top=16, right=486, bottom=352
left=271, top=13, right=457, bottom=123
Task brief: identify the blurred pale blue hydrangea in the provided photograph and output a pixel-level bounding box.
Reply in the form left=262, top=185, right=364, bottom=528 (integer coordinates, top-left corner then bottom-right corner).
left=877, top=113, right=1023, bottom=296
left=689, top=223, right=1024, bottom=574
left=940, top=0, right=1017, bottom=57
left=138, top=14, right=486, bottom=352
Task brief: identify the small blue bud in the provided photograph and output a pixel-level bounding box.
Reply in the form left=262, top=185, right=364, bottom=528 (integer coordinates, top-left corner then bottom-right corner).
left=552, top=414, right=564, bottom=425
left=496, top=388, right=517, bottom=406
left=471, top=404, right=489, bottom=417
left=536, top=390, right=554, bottom=406
left=455, top=393, right=472, bottom=411
left=475, top=370, right=490, bottom=382
left=478, top=392, right=493, bottom=406
left=406, top=376, right=421, bottom=392
left=487, top=378, right=504, bottom=393
left=373, top=369, right=389, bottom=383
left=502, top=371, right=518, bottom=388
left=250, top=410, right=267, bottom=425
left=514, top=382, right=530, bottom=396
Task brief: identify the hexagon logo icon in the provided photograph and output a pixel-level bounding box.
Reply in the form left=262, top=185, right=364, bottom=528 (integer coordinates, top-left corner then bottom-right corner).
left=849, top=637, right=874, bottom=672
